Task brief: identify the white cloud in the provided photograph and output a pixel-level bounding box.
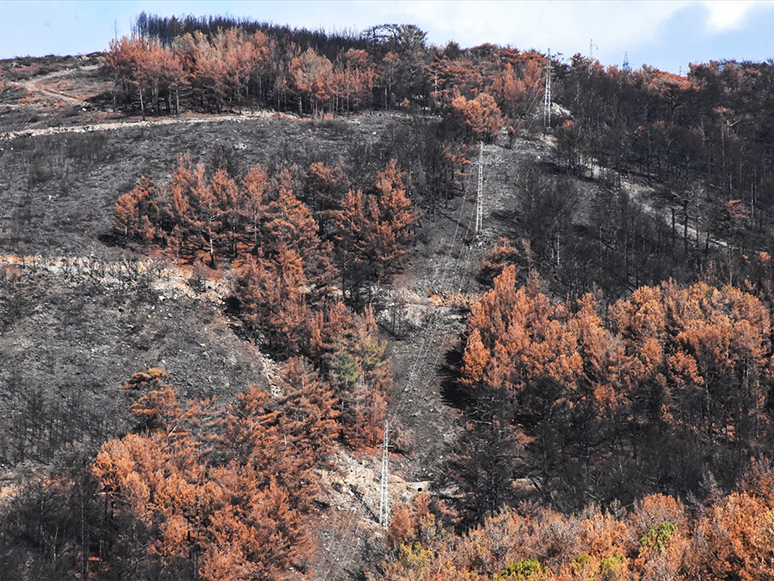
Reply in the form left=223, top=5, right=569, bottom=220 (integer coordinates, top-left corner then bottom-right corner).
left=702, top=1, right=756, bottom=32
left=390, top=1, right=688, bottom=65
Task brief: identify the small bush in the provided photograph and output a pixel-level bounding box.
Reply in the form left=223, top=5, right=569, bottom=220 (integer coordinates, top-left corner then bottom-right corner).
left=498, top=559, right=544, bottom=581
left=640, top=521, right=677, bottom=553
left=597, top=555, right=626, bottom=580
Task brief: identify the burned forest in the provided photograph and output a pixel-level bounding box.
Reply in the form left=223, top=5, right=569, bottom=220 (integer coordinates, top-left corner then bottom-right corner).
left=3, top=12, right=774, bottom=581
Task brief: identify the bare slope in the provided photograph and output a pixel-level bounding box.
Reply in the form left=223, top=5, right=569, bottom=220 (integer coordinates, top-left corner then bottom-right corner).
left=0, top=259, right=269, bottom=464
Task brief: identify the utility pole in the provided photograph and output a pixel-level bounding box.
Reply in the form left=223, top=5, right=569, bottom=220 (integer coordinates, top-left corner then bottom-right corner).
left=475, top=141, right=484, bottom=237
left=589, top=39, right=598, bottom=73
left=379, top=420, right=390, bottom=527
left=544, top=48, right=552, bottom=127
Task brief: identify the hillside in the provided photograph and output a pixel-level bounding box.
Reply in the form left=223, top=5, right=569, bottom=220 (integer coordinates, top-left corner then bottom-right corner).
left=4, top=25, right=774, bottom=581
left=0, top=52, right=485, bottom=580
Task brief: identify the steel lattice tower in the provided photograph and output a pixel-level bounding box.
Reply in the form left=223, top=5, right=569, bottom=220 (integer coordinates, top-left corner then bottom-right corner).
left=475, top=141, right=484, bottom=237
left=379, top=420, right=390, bottom=527
left=544, top=49, right=552, bottom=127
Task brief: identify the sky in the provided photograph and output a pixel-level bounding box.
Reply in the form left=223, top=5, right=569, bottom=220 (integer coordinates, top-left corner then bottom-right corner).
left=2, top=1, right=774, bottom=74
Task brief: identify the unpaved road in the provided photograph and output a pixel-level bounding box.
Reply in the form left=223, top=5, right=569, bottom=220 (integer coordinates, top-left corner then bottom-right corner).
left=1, top=109, right=296, bottom=140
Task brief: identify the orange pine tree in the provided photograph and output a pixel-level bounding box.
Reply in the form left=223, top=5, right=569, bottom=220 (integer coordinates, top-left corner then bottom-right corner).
left=449, top=92, right=504, bottom=142
left=332, top=160, right=419, bottom=305
left=93, top=371, right=330, bottom=580
left=113, top=175, right=160, bottom=243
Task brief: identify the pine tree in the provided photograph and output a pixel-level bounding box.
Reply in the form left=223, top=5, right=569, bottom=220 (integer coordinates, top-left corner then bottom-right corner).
left=114, top=175, right=160, bottom=242
left=332, top=160, right=419, bottom=305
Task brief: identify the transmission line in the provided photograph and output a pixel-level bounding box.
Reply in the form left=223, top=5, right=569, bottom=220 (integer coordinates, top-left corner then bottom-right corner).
left=324, top=142, right=484, bottom=580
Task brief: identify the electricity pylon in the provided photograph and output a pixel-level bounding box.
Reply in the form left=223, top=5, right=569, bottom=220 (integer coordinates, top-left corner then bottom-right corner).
left=475, top=141, right=484, bottom=237
left=544, top=48, right=552, bottom=127
left=379, top=420, right=390, bottom=527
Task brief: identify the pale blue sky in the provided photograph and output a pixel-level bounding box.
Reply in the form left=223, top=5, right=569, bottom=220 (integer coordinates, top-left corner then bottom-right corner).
left=2, top=1, right=774, bottom=74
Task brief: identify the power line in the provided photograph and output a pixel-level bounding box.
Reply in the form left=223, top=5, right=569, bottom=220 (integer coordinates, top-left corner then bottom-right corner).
left=394, top=162, right=480, bottom=433
left=319, top=505, right=367, bottom=581
left=322, top=142, right=485, bottom=580
left=318, top=144, right=481, bottom=581
left=388, top=157, right=476, bottom=424
left=325, top=140, right=484, bottom=581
